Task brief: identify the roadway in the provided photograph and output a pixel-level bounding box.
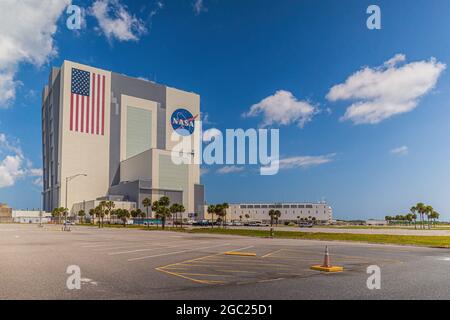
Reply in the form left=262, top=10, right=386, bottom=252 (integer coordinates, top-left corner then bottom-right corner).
left=1, top=224, right=450, bottom=300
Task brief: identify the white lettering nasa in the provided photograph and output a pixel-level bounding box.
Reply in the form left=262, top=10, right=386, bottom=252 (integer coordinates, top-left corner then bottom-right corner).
left=172, top=118, right=195, bottom=128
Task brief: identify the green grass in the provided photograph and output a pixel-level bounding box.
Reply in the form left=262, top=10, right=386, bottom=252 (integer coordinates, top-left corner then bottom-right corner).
left=73, top=223, right=450, bottom=248
left=182, top=228, right=450, bottom=248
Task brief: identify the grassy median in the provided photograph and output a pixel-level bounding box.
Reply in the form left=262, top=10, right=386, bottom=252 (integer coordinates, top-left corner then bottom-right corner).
left=183, top=228, right=450, bottom=248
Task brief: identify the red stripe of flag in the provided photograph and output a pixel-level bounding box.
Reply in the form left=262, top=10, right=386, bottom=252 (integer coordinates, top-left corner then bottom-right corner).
left=75, top=94, right=79, bottom=132
left=96, top=74, right=100, bottom=135
left=102, top=75, right=105, bottom=136
left=92, top=73, right=96, bottom=134
left=70, top=93, right=74, bottom=131
left=86, top=89, right=90, bottom=134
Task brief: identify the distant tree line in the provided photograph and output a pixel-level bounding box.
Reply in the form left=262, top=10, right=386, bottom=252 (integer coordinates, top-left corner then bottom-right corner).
left=386, top=203, right=440, bottom=229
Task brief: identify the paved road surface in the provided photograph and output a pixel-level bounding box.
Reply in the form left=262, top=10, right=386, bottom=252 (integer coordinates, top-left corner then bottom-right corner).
left=1, top=224, right=450, bottom=300
left=220, top=226, right=450, bottom=236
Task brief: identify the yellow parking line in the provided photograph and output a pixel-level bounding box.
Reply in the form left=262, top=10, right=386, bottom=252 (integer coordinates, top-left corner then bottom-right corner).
left=185, top=261, right=291, bottom=267
left=258, top=278, right=285, bottom=283
left=155, top=267, right=226, bottom=285
left=225, top=252, right=257, bottom=257
left=176, top=273, right=235, bottom=277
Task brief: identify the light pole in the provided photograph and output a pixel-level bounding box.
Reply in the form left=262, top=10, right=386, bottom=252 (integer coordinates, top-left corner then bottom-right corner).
left=39, top=191, right=43, bottom=228
left=65, top=174, right=87, bottom=231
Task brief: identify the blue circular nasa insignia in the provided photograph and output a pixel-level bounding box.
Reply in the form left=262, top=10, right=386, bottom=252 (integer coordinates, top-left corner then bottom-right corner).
left=171, top=109, right=197, bottom=136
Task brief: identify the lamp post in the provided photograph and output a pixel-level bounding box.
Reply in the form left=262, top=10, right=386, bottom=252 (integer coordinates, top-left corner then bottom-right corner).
left=39, top=191, right=44, bottom=228
left=65, top=174, right=87, bottom=231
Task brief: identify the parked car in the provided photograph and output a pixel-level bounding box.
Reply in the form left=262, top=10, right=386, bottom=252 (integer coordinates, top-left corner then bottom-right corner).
left=299, top=222, right=314, bottom=228
left=193, top=220, right=211, bottom=226
left=244, top=221, right=264, bottom=227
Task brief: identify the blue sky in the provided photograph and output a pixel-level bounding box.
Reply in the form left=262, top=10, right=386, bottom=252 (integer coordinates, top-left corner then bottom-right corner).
left=1, top=0, right=450, bottom=220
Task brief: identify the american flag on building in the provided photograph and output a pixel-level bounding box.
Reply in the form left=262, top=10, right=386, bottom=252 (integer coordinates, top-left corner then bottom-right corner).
left=70, top=68, right=106, bottom=135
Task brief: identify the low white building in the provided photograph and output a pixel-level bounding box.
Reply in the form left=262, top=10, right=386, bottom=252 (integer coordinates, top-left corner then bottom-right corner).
left=71, top=197, right=137, bottom=217
left=12, top=211, right=52, bottom=224
left=365, top=220, right=388, bottom=226
left=205, top=202, right=333, bottom=224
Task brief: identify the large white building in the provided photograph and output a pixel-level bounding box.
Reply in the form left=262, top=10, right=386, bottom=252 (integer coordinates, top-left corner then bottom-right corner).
left=42, top=61, right=204, bottom=219
left=211, top=203, right=333, bottom=224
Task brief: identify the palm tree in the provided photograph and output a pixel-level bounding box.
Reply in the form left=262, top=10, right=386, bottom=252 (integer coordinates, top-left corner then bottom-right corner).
left=405, top=214, right=413, bottom=226
left=427, top=210, right=439, bottom=228
left=432, top=211, right=440, bottom=227
left=130, top=209, right=138, bottom=225
left=103, top=201, right=115, bottom=224
left=245, top=214, right=250, bottom=223
left=135, top=209, right=145, bottom=224
left=153, top=197, right=170, bottom=230
left=142, top=198, right=152, bottom=228
left=425, top=205, right=433, bottom=230
left=214, top=204, right=227, bottom=227
left=89, top=208, right=95, bottom=224
left=410, top=206, right=417, bottom=228
left=178, top=204, right=186, bottom=228
left=412, top=213, right=417, bottom=229
left=169, top=204, right=179, bottom=228
left=207, top=205, right=216, bottom=228
left=78, top=210, right=86, bottom=224
left=159, top=196, right=170, bottom=207
left=52, top=207, right=64, bottom=224
left=221, top=203, right=229, bottom=227
left=156, top=206, right=171, bottom=230
left=415, top=203, right=426, bottom=229
left=94, top=205, right=105, bottom=228
left=274, top=210, right=281, bottom=226
left=151, top=201, right=160, bottom=228
left=268, top=209, right=276, bottom=227
left=116, top=209, right=130, bottom=227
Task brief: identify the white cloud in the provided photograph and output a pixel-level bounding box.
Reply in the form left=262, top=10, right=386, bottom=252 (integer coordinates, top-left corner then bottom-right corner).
left=200, top=168, right=209, bottom=176
left=390, top=146, right=409, bottom=156
left=0, top=133, right=42, bottom=188
left=327, top=54, right=446, bottom=125
left=0, top=0, right=70, bottom=106
left=201, top=112, right=213, bottom=125
left=269, top=154, right=336, bottom=171
left=0, top=155, right=25, bottom=188
left=193, top=0, right=206, bottom=15
left=244, top=90, right=317, bottom=128
left=216, top=166, right=245, bottom=174
left=90, top=0, right=147, bottom=42
left=150, top=1, right=164, bottom=18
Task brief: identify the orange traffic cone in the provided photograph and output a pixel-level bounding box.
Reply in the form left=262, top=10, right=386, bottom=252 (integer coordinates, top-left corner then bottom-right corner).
left=322, top=246, right=331, bottom=268
left=310, top=246, right=343, bottom=273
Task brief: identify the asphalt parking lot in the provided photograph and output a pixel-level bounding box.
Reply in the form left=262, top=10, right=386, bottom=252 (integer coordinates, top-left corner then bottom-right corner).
left=1, top=224, right=450, bottom=300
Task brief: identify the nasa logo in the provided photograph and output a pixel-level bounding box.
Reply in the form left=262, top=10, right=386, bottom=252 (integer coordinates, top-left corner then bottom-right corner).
left=171, top=109, right=198, bottom=136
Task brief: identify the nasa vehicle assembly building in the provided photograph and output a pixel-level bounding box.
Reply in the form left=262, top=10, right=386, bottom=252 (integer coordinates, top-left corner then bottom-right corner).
left=42, top=61, right=204, bottom=219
